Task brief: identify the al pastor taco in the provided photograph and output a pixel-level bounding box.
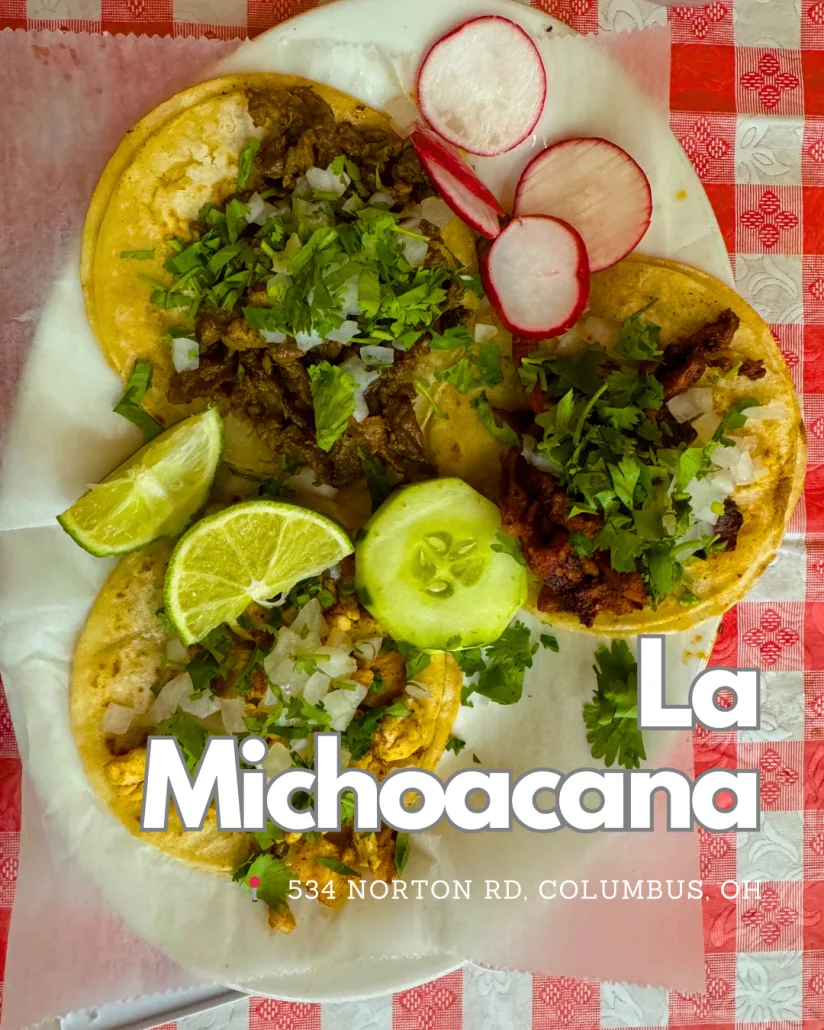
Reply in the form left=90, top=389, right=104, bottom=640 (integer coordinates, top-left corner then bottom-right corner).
left=71, top=541, right=462, bottom=932
left=426, top=256, right=805, bottom=633
left=82, top=72, right=479, bottom=487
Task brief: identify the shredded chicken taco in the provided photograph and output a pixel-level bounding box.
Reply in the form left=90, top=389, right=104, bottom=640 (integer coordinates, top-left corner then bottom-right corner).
left=82, top=72, right=479, bottom=489
left=426, top=256, right=805, bottom=633
left=71, top=542, right=462, bottom=932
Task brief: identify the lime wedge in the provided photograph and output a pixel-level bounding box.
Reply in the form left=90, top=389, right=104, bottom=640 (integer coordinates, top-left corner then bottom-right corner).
left=164, top=500, right=354, bottom=644
left=58, top=408, right=223, bottom=557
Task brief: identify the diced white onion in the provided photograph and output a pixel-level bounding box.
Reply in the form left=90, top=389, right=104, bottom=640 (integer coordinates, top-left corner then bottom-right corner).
left=360, top=345, right=395, bottom=367
left=581, top=316, right=619, bottom=348
left=340, top=745, right=352, bottom=768
left=295, top=329, right=324, bottom=352
left=289, top=465, right=338, bottom=498
left=291, top=598, right=327, bottom=650
left=666, top=388, right=713, bottom=424
left=692, top=411, right=721, bottom=444
left=400, top=235, right=429, bottom=267
left=420, top=196, right=453, bottom=228
left=306, top=165, right=350, bottom=197
left=714, top=445, right=758, bottom=487
left=149, top=672, right=193, bottom=723
left=521, top=434, right=555, bottom=473
left=261, top=330, right=287, bottom=344
left=340, top=355, right=380, bottom=423
left=400, top=217, right=422, bottom=233
left=293, top=176, right=312, bottom=200
left=324, top=685, right=369, bottom=731
left=245, top=192, right=277, bottom=226
left=314, top=646, right=358, bottom=678
left=327, top=320, right=360, bottom=345
left=220, top=698, right=247, bottom=734
left=179, top=691, right=221, bottom=719
left=474, top=323, right=497, bottom=343
left=166, top=637, right=189, bottom=663
left=405, top=681, right=431, bottom=699
left=263, top=742, right=292, bottom=776
left=747, top=401, right=789, bottom=421
left=263, top=656, right=311, bottom=698
left=260, top=685, right=280, bottom=711
left=353, top=637, right=383, bottom=661
left=341, top=195, right=363, bottom=214
left=269, top=627, right=300, bottom=662
left=353, top=393, right=370, bottom=422
left=102, top=703, right=134, bottom=735
left=369, top=192, right=395, bottom=208
left=303, top=671, right=332, bottom=706
left=685, top=470, right=735, bottom=524
left=172, top=337, right=199, bottom=373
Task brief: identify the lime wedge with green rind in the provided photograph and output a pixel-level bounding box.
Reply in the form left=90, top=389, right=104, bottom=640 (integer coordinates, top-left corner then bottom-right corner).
left=57, top=408, right=223, bottom=557
left=164, top=499, right=353, bottom=644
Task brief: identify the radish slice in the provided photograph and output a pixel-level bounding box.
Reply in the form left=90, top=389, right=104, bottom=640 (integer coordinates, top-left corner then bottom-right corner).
left=482, top=216, right=590, bottom=339
left=410, top=124, right=504, bottom=215
left=514, top=138, right=652, bottom=272
left=417, top=16, right=547, bottom=157
left=422, top=155, right=502, bottom=239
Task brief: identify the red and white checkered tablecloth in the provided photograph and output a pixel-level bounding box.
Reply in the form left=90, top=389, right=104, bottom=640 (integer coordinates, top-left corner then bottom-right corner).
left=2, top=0, right=824, bottom=1026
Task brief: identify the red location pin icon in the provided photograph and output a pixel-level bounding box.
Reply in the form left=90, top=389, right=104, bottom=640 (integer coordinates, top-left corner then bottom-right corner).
left=249, top=875, right=261, bottom=902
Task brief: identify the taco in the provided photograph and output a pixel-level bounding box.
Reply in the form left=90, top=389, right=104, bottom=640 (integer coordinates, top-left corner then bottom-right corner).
left=426, top=256, right=805, bottom=633
left=71, top=542, right=462, bottom=932
left=81, top=72, right=479, bottom=486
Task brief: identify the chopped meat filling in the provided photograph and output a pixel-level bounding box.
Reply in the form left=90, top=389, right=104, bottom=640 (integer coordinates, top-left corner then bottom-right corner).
left=659, top=309, right=740, bottom=400
left=713, top=497, right=744, bottom=550
left=500, top=448, right=645, bottom=627
left=165, top=86, right=465, bottom=490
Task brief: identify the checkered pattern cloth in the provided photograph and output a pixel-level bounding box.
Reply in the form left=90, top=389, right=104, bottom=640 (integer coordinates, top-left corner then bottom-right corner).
left=1, top=0, right=823, bottom=1026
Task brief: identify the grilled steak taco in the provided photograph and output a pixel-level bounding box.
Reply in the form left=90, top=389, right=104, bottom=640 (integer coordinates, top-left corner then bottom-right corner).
left=427, top=256, right=805, bottom=633
left=71, top=542, right=462, bottom=932
left=82, top=73, right=479, bottom=489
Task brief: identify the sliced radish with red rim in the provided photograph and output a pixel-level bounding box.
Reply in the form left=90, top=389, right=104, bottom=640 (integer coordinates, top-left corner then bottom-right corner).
left=514, top=138, right=652, bottom=272
left=417, top=16, right=547, bottom=157
left=410, top=125, right=504, bottom=215
left=421, top=155, right=502, bottom=239
left=482, top=216, right=590, bottom=339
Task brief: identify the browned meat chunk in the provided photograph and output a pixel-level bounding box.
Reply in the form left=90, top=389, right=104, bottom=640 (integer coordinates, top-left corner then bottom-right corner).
left=660, top=310, right=741, bottom=400
left=739, top=358, right=767, bottom=380
left=269, top=344, right=313, bottom=408
left=499, top=448, right=647, bottom=627
left=196, top=308, right=234, bottom=347
left=168, top=353, right=237, bottom=404
left=223, top=318, right=265, bottom=351
left=246, top=86, right=335, bottom=140
left=713, top=497, right=743, bottom=550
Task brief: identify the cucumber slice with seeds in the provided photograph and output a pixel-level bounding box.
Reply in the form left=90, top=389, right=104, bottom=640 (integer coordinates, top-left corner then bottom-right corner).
left=355, top=478, right=527, bottom=650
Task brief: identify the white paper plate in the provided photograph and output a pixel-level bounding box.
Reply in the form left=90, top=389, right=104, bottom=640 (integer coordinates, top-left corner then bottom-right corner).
left=0, top=0, right=728, bottom=1003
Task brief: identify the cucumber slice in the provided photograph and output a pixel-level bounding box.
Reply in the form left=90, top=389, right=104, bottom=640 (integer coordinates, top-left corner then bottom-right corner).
left=355, top=478, right=527, bottom=650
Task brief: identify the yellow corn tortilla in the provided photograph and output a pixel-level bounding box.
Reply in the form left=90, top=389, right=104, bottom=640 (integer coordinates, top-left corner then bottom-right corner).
left=427, top=255, right=806, bottom=634
left=82, top=73, right=477, bottom=476
left=70, top=542, right=463, bottom=874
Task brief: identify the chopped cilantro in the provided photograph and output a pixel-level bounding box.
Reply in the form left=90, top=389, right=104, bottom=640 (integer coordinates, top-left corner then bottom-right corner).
left=396, top=641, right=431, bottom=680
left=343, top=699, right=409, bottom=760
left=413, top=379, right=449, bottom=419
left=185, top=650, right=219, bottom=698
left=286, top=576, right=335, bottom=610
left=253, top=820, right=285, bottom=849
left=236, top=137, right=260, bottom=191
left=358, top=448, right=394, bottom=511
left=394, top=832, right=411, bottom=875
left=471, top=394, right=519, bottom=446
left=491, top=529, right=527, bottom=566
left=472, top=753, right=481, bottom=764
left=309, top=361, right=357, bottom=451
left=540, top=633, right=559, bottom=652
left=113, top=360, right=163, bottom=440
left=234, top=852, right=293, bottom=912
left=445, top=735, right=466, bottom=755
left=457, top=622, right=537, bottom=706
left=154, top=711, right=208, bottom=773
left=584, top=640, right=646, bottom=770
left=316, top=856, right=360, bottom=877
